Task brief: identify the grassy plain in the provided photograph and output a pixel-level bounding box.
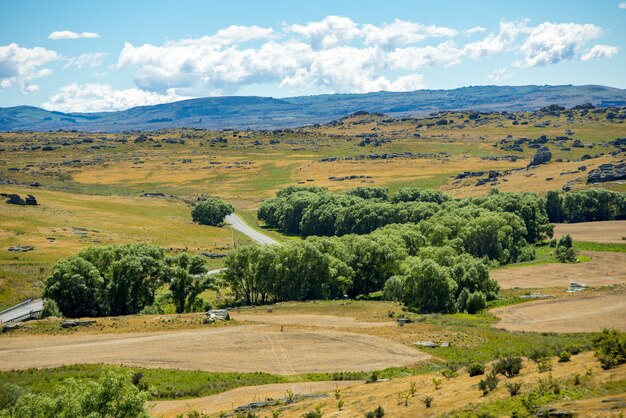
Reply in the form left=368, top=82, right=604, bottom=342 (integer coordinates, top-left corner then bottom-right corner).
left=1, top=108, right=626, bottom=416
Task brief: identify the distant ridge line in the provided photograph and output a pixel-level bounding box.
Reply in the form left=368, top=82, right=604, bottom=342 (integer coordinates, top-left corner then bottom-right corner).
left=1, top=84, right=625, bottom=132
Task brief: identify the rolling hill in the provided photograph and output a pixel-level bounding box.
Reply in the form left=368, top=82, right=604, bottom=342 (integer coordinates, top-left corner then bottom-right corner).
left=1, top=84, right=626, bottom=132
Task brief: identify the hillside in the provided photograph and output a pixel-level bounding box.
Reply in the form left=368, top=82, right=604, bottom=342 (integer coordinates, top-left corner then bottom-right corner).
left=2, top=85, right=626, bottom=132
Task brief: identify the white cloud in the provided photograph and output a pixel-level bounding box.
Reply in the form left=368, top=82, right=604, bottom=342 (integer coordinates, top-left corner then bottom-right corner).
left=619, top=2, right=626, bottom=9
left=362, top=19, right=456, bottom=49
left=42, top=83, right=189, bottom=112
left=284, top=16, right=360, bottom=49
left=580, top=44, right=619, bottom=61
left=514, top=22, right=602, bottom=67
left=388, top=42, right=462, bottom=69
left=487, top=67, right=512, bottom=82
left=0, top=43, right=58, bottom=94
left=64, top=52, right=106, bottom=69
left=464, top=20, right=530, bottom=59
left=48, top=30, right=100, bottom=40
left=467, top=26, right=487, bottom=34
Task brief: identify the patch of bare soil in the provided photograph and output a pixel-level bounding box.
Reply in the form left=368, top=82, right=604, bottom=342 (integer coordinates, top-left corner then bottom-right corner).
left=491, top=251, right=626, bottom=289
left=491, top=287, right=626, bottom=333
left=148, top=381, right=360, bottom=418
left=554, top=220, right=626, bottom=244
left=0, top=324, right=428, bottom=374
left=234, top=313, right=393, bottom=328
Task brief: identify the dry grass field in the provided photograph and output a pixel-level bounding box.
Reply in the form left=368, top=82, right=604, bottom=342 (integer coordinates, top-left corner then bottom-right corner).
left=554, top=220, right=626, bottom=244
left=0, top=321, right=430, bottom=374
left=492, top=287, right=626, bottom=333
left=147, top=351, right=625, bottom=418
left=490, top=251, right=626, bottom=289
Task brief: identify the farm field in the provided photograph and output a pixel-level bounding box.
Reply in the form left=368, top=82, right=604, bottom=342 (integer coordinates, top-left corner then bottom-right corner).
left=492, top=287, right=626, bottom=332
left=490, top=250, right=626, bottom=289
left=0, top=321, right=429, bottom=374
left=553, top=220, right=626, bottom=244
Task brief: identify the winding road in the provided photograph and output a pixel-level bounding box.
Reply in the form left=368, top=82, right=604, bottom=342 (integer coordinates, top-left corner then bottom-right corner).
left=225, top=213, right=279, bottom=246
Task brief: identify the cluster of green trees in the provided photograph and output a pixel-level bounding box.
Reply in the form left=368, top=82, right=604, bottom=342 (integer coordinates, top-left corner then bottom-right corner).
left=258, top=187, right=553, bottom=246
left=0, top=370, right=150, bottom=418
left=44, top=244, right=214, bottom=317
left=224, top=221, right=501, bottom=313
left=546, top=188, right=626, bottom=223
left=191, top=197, right=234, bottom=226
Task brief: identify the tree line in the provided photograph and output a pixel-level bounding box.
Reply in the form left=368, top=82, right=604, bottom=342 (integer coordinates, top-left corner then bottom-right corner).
left=44, top=244, right=214, bottom=318
left=545, top=188, right=626, bottom=223
left=223, top=218, right=506, bottom=313
left=258, top=186, right=554, bottom=244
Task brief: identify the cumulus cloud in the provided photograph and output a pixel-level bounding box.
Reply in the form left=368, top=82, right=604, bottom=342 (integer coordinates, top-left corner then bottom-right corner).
left=42, top=83, right=188, bottom=112
left=362, top=19, right=456, bottom=49
left=620, top=2, right=626, bottom=9
left=580, top=44, right=619, bottom=61
left=0, top=43, right=58, bottom=94
left=514, top=22, right=603, bottom=67
left=284, top=16, right=360, bottom=49
left=467, top=26, right=487, bottom=34
left=48, top=30, right=100, bottom=40
left=64, top=52, right=106, bottom=69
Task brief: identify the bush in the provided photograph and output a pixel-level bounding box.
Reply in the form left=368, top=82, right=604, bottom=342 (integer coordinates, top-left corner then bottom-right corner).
left=466, top=291, right=487, bottom=314
left=506, top=382, right=522, bottom=396
left=555, top=234, right=577, bottom=263
left=467, top=362, right=485, bottom=377
left=558, top=350, right=571, bottom=363
left=538, top=357, right=553, bottom=373
left=191, top=197, right=234, bottom=226
left=593, top=328, right=626, bottom=370
left=493, top=356, right=523, bottom=378
left=364, top=405, right=385, bottom=418
left=441, top=369, right=459, bottom=380
left=478, top=371, right=499, bottom=396
left=422, top=395, right=434, bottom=408
left=41, top=299, right=63, bottom=318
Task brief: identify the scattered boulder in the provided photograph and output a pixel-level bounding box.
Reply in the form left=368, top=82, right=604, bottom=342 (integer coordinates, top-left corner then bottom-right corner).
left=2, top=194, right=37, bottom=205
left=61, top=319, right=96, bottom=328
left=2, top=323, right=21, bottom=333
left=528, top=146, right=552, bottom=167
left=587, top=162, right=626, bottom=184
left=207, top=309, right=230, bottom=320
left=8, top=246, right=35, bottom=252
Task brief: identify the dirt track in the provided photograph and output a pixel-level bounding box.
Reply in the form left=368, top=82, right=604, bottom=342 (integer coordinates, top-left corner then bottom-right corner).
left=491, top=251, right=626, bottom=289
left=554, top=220, right=626, bottom=244
left=0, top=322, right=428, bottom=374
left=235, top=313, right=392, bottom=328
left=148, top=381, right=360, bottom=418
left=491, top=288, right=626, bottom=333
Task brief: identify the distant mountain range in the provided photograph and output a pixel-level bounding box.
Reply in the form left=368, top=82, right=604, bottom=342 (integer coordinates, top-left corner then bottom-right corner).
left=1, top=85, right=626, bottom=132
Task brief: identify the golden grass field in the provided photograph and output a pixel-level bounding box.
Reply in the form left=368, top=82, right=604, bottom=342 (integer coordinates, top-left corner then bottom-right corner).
left=1, top=109, right=626, bottom=416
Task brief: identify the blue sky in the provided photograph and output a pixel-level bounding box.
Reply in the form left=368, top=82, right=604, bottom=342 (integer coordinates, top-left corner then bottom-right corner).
left=1, top=0, right=625, bottom=112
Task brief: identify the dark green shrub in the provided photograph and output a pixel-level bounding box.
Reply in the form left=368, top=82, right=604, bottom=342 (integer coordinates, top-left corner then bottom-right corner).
left=593, top=328, right=626, bottom=369
left=478, top=371, right=499, bottom=396
left=467, top=362, right=485, bottom=377
left=494, top=355, right=523, bottom=378
left=558, top=350, right=571, bottom=363
left=506, top=381, right=522, bottom=396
